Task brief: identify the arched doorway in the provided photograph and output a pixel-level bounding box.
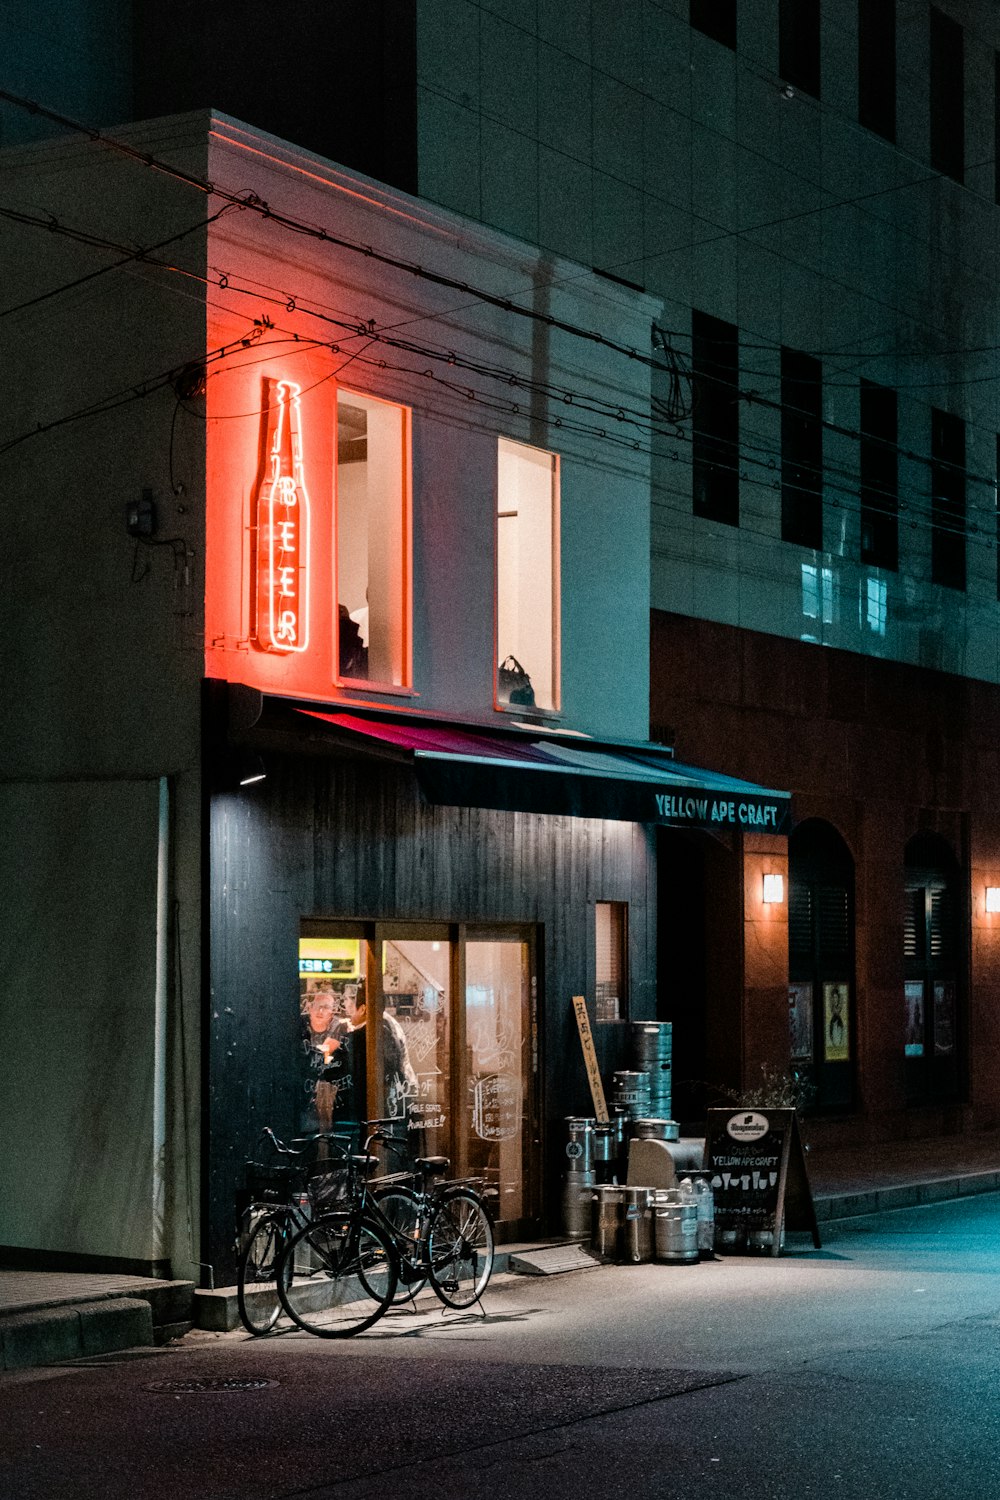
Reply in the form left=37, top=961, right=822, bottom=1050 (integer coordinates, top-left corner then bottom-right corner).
left=657, top=827, right=741, bottom=1124
left=788, top=819, right=855, bottom=1111
left=903, top=832, right=963, bottom=1105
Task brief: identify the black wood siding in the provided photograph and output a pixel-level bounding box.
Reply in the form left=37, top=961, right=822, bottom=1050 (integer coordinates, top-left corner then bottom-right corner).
left=207, top=749, right=656, bottom=1277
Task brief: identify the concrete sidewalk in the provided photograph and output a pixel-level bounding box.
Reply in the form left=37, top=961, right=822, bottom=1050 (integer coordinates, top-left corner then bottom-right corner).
left=4, top=1130, right=1000, bottom=1369
left=805, top=1130, right=1000, bottom=1218
left=0, top=1273, right=194, bottom=1371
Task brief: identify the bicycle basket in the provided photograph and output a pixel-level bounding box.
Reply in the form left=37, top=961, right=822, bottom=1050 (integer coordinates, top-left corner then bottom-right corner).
left=244, top=1160, right=299, bottom=1204
left=306, top=1159, right=350, bottom=1212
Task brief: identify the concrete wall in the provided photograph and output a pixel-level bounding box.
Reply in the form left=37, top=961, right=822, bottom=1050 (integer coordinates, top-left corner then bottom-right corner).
left=0, top=118, right=209, bottom=1274
left=652, top=607, right=1000, bottom=1143
left=0, top=781, right=159, bottom=1266
left=413, top=0, right=1000, bottom=688
left=202, top=116, right=659, bottom=742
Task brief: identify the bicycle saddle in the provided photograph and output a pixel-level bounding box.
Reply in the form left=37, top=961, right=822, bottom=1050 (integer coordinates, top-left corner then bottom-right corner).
left=415, top=1156, right=449, bottom=1175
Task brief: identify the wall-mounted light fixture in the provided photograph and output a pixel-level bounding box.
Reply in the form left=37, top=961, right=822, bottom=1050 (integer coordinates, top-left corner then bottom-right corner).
left=986, top=887, right=1000, bottom=913
left=762, top=873, right=785, bottom=904
left=238, top=753, right=267, bottom=787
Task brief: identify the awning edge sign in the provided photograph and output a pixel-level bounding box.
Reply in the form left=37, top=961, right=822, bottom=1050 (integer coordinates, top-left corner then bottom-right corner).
left=653, top=791, right=788, bottom=833
left=296, top=708, right=791, bottom=831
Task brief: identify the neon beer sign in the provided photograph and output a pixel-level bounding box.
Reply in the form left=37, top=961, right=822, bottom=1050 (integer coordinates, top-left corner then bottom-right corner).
left=254, top=378, right=311, bottom=653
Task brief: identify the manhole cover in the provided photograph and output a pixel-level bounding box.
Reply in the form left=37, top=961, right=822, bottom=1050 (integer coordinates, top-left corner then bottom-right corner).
left=145, top=1377, right=277, bottom=1394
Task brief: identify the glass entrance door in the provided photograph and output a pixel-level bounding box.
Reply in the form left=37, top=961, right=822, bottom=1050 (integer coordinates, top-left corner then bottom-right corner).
left=299, top=922, right=538, bottom=1240
left=463, top=935, right=535, bottom=1231
left=379, top=933, right=451, bottom=1155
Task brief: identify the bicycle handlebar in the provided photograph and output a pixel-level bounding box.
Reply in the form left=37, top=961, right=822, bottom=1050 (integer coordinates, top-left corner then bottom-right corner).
left=259, top=1126, right=354, bottom=1158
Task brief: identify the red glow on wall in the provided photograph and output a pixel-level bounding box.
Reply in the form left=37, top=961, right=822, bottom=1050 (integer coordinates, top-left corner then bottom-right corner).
left=254, top=378, right=311, bottom=654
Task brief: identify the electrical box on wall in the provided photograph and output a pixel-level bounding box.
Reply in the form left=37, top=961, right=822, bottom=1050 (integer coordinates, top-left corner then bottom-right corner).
left=126, top=489, right=157, bottom=538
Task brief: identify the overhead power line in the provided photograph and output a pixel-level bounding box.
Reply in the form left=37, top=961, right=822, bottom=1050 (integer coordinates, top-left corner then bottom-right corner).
left=0, top=89, right=667, bottom=378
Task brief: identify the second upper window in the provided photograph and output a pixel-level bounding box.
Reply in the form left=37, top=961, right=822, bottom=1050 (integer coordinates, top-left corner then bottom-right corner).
left=335, top=389, right=411, bottom=688
left=496, top=438, right=560, bottom=713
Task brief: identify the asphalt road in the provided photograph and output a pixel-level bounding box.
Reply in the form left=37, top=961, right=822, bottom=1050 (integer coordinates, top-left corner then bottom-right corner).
left=4, top=1195, right=1000, bottom=1500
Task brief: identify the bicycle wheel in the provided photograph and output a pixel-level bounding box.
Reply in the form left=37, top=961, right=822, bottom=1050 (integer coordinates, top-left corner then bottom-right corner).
left=277, top=1214, right=397, bottom=1337
left=428, top=1189, right=495, bottom=1309
left=237, top=1210, right=290, bottom=1336
left=374, top=1186, right=428, bottom=1302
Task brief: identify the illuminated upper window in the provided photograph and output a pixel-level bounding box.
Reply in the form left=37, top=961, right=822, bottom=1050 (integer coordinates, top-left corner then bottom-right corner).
left=496, top=439, right=560, bottom=713
left=336, top=390, right=411, bottom=688
left=864, top=576, right=887, bottom=637
left=801, top=563, right=834, bottom=630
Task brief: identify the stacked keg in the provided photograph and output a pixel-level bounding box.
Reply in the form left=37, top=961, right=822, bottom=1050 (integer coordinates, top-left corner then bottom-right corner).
left=630, top=1021, right=672, bottom=1120
left=610, top=1069, right=650, bottom=1121
left=632, top=1117, right=680, bottom=1143
left=561, top=1117, right=596, bottom=1239
left=591, top=1120, right=618, bottom=1184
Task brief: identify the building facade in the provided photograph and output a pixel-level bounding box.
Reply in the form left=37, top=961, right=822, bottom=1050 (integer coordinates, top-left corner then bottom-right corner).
left=5, top=110, right=771, bottom=1277
left=4, top=1, right=1000, bottom=1279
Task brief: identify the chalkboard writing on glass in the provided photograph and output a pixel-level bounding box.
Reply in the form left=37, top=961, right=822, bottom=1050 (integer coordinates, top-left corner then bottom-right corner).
left=704, top=1108, right=821, bottom=1255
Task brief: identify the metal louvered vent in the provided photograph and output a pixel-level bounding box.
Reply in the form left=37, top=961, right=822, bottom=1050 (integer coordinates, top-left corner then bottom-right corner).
left=904, top=886, right=924, bottom=960
left=788, top=883, right=812, bottom=959
left=929, top=886, right=956, bottom=964
left=816, top=885, right=850, bottom=959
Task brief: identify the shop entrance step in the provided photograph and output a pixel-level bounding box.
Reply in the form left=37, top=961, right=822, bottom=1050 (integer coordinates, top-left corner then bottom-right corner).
left=507, top=1243, right=600, bottom=1276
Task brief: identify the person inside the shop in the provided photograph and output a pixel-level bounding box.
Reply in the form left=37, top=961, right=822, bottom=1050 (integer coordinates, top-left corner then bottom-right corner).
left=302, top=987, right=350, bottom=1129
left=342, top=981, right=418, bottom=1123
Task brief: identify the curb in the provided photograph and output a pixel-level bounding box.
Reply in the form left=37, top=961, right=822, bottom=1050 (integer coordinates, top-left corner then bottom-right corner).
left=814, top=1169, right=1000, bottom=1223
left=0, top=1280, right=195, bottom=1372
left=192, top=1240, right=546, bottom=1331
left=1, top=1298, right=154, bottom=1372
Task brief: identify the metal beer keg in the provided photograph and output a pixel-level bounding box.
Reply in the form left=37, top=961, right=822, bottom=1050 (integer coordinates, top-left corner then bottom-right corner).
left=632, top=1118, right=680, bottom=1142
left=564, top=1116, right=595, bottom=1175
left=621, top=1187, right=654, bottom=1263
left=592, top=1122, right=617, bottom=1183
left=590, top=1185, right=624, bottom=1260
left=611, top=1070, right=651, bottom=1120
left=630, top=1021, right=672, bottom=1116
left=560, top=1174, right=595, bottom=1240
left=653, top=1188, right=698, bottom=1264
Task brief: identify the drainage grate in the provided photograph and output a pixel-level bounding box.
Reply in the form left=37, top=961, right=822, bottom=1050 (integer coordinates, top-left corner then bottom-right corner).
left=145, top=1377, right=277, bottom=1394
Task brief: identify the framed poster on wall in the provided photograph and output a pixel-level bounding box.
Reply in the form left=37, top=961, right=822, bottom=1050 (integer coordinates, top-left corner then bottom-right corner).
left=933, top=981, right=955, bottom=1054
left=823, top=982, right=849, bottom=1062
left=904, top=980, right=925, bottom=1056
left=788, top=982, right=813, bottom=1062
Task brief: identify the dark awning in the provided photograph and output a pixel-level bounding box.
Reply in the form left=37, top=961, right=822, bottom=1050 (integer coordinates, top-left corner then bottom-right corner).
left=297, top=710, right=791, bottom=834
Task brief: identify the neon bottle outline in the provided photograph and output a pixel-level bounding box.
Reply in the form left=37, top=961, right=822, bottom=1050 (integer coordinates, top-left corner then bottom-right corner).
left=255, top=378, right=311, bottom=653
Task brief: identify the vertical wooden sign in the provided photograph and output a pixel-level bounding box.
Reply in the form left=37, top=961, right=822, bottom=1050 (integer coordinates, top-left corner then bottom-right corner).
left=571, top=996, right=609, bottom=1122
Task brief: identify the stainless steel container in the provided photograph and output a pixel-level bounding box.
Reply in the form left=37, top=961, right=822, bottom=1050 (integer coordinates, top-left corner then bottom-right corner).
left=630, top=1022, right=672, bottom=1112
left=653, top=1192, right=699, bottom=1264
left=590, top=1185, right=624, bottom=1260
left=621, top=1186, right=653, bottom=1263
left=611, top=1071, right=651, bottom=1120
left=561, top=1173, right=595, bottom=1240
left=610, top=1105, right=630, bottom=1157
left=632, top=1118, right=681, bottom=1142
left=592, top=1122, right=617, bottom=1183
left=564, top=1116, right=595, bottom=1175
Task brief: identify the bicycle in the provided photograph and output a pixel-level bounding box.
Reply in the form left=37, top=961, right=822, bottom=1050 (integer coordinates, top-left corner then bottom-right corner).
left=236, top=1126, right=356, bottom=1336
left=271, top=1121, right=402, bottom=1338
left=272, top=1120, right=496, bottom=1338
left=370, top=1138, right=496, bottom=1310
